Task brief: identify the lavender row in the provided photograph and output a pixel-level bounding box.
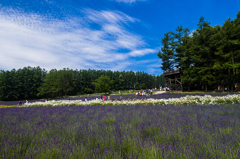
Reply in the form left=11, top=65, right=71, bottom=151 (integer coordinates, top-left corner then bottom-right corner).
left=1, top=104, right=240, bottom=158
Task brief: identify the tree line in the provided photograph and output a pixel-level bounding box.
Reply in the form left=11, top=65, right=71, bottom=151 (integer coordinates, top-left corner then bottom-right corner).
left=0, top=66, right=165, bottom=101
left=158, top=11, right=240, bottom=93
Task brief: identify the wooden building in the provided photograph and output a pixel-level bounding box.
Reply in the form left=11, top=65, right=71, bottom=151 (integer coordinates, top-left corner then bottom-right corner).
left=163, top=68, right=182, bottom=92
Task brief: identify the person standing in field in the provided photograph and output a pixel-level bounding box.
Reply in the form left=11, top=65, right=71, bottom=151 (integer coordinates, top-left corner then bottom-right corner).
left=103, top=95, right=105, bottom=100
left=26, top=100, right=28, bottom=104
left=85, top=97, right=87, bottom=102
left=151, top=89, right=153, bottom=95
left=120, top=94, right=122, bottom=100
left=19, top=101, right=22, bottom=108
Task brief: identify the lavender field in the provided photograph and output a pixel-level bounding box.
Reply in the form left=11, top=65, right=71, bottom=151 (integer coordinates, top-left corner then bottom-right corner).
left=1, top=104, right=240, bottom=158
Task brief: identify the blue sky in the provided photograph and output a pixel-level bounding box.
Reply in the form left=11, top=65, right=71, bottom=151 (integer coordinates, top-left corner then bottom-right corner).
left=0, top=0, right=240, bottom=75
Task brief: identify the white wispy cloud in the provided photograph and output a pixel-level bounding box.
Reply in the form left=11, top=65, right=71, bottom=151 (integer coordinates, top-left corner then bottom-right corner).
left=128, top=48, right=157, bottom=57
left=85, top=9, right=138, bottom=24
left=115, top=0, right=147, bottom=4
left=0, top=7, right=156, bottom=72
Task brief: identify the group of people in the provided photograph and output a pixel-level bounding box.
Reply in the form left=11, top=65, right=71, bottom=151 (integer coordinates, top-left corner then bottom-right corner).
left=135, top=89, right=153, bottom=96
left=100, top=95, right=111, bottom=100
left=128, top=89, right=135, bottom=93
left=18, top=100, right=28, bottom=108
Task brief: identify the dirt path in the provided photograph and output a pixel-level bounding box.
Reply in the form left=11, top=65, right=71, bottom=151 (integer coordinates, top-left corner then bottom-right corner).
left=154, top=91, right=166, bottom=95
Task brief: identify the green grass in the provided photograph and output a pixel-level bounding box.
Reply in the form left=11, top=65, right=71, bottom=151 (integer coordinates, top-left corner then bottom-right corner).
left=0, top=105, right=18, bottom=108
left=152, top=91, right=158, bottom=94
left=171, top=90, right=240, bottom=94
left=115, top=92, right=136, bottom=95
left=115, top=91, right=159, bottom=95
left=72, top=89, right=147, bottom=96
left=65, top=90, right=159, bottom=97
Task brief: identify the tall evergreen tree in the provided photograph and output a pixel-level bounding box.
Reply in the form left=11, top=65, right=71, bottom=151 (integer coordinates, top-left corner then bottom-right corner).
left=158, top=32, right=175, bottom=71
left=174, top=26, right=190, bottom=68
left=195, top=18, right=215, bottom=93
left=216, top=18, right=240, bottom=93
left=119, top=74, right=124, bottom=90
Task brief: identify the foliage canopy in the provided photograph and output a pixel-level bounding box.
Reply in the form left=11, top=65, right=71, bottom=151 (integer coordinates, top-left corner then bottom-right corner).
left=158, top=11, right=240, bottom=93
left=92, top=75, right=113, bottom=94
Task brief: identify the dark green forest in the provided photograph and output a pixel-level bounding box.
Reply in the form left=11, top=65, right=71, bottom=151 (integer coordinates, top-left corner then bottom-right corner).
left=158, top=11, right=240, bottom=92
left=0, top=66, right=165, bottom=101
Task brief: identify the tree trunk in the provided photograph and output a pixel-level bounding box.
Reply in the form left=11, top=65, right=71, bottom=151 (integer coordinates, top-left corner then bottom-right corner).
left=231, top=84, right=233, bottom=94
left=222, top=84, right=224, bottom=93
left=175, top=75, right=177, bottom=92
left=205, top=84, right=207, bottom=93
left=180, top=73, right=183, bottom=93
left=170, top=78, right=171, bottom=93
left=188, top=85, right=190, bottom=92
left=232, top=51, right=235, bottom=74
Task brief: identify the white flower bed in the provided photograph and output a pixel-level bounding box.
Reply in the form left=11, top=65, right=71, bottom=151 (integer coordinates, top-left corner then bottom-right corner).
left=23, top=94, right=240, bottom=107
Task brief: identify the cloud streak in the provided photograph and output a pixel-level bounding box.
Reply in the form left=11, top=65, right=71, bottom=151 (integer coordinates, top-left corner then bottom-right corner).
left=128, top=48, right=157, bottom=57
left=115, top=0, right=147, bottom=4
left=0, top=7, right=157, bottom=72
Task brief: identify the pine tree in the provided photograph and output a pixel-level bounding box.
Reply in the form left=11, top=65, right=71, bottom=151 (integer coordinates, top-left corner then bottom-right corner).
left=192, top=17, right=215, bottom=93
left=215, top=17, right=240, bottom=93
left=174, top=26, right=189, bottom=68
left=158, top=32, right=175, bottom=71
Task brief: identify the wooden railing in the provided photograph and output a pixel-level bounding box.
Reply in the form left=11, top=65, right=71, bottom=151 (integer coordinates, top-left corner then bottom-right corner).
left=163, top=68, right=180, bottom=76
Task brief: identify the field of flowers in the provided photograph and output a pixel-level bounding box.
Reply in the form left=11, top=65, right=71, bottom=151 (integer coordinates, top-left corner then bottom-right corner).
left=18, top=94, right=240, bottom=107
left=1, top=104, right=240, bottom=158
left=0, top=104, right=18, bottom=108
left=1, top=92, right=240, bottom=106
